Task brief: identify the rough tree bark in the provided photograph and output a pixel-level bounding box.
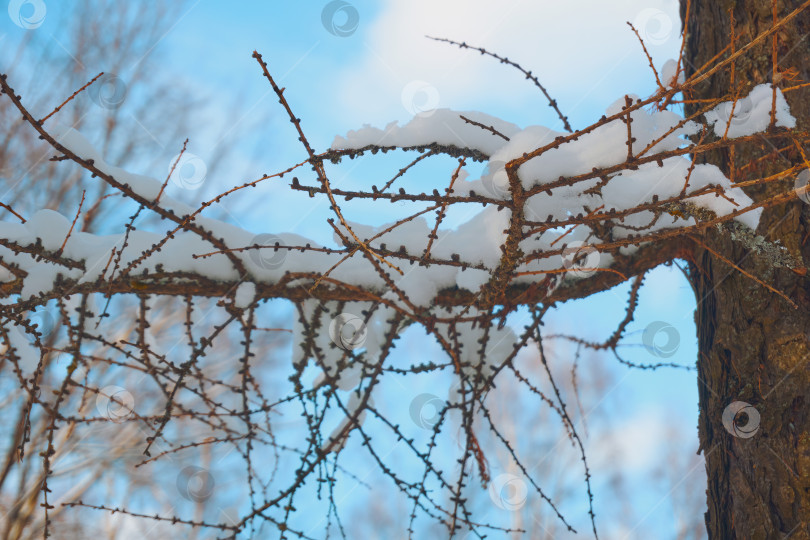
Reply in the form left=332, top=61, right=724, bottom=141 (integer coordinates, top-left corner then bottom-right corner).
left=682, top=1, right=810, bottom=538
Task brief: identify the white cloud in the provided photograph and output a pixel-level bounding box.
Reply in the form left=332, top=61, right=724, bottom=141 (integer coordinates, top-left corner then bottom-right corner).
left=337, top=0, right=681, bottom=127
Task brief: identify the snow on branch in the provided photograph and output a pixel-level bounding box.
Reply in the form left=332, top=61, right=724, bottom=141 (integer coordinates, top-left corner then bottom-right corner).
left=1, top=4, right=809, bottom=536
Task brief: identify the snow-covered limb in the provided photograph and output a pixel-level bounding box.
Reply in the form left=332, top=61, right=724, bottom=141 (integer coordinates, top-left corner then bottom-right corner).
left=1, top=35, right=808, bottom=537
left=0, top=64, right=801, bottom=319
left=1, top=61, right=805, bottom=420
left=0, top=67, right=804, bottom=410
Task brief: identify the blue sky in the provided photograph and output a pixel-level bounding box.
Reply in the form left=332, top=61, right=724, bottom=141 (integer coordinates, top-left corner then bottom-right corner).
left=1, top=1, right=709, bottom=538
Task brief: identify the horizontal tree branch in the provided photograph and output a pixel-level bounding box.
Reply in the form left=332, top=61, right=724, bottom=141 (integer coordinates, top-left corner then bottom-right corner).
left=0, top=236, right=691, bottom=315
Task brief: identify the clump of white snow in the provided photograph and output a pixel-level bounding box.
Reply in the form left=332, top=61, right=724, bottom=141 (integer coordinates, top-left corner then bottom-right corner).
left=705, top=84, right=795, bottom=138
left=331, top=109, right=521, bottom=157
left=660, top=59, right=685, bottom=88
left=234, top=282, right=256, bottom=309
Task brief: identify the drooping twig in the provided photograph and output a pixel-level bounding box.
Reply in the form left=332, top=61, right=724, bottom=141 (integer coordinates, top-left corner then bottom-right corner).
left=427, top=36, right=573, bottom=132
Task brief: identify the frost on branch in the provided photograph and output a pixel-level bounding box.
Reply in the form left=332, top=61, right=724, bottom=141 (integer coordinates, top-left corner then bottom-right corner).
left=0, top=18, right=807, bottom=537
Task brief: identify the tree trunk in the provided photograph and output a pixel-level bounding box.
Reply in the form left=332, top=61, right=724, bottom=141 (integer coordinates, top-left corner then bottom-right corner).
left=682, top=1, right=810, bottom=538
